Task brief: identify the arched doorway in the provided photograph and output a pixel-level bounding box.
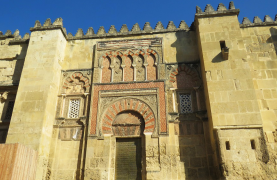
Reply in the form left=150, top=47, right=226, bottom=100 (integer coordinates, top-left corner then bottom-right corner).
left=113, top=110, right=146, bottom=180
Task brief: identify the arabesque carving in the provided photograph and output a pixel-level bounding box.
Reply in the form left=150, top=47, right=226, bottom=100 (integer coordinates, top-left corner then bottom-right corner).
left=62, top=72, right=90, bottom=94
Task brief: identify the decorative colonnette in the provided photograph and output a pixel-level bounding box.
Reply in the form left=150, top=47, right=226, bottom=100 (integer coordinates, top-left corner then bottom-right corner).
left=89, top=81, right=166, bottom=135
left=101, top=98, right=155, bottom=134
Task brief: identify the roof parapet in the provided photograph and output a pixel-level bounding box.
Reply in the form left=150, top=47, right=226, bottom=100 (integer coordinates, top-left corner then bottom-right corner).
left=195, top=1, right=239, bottom=18
left=67, top=20, right=190, bottom=40
left=0, top=29, right=30, bottom=44
left=30, top=18, right=67, bottom=38
left=240, top=15, right=277, bottom=28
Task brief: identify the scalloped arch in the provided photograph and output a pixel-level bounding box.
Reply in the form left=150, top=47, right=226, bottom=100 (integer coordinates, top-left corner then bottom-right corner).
left=169, top=65, right=201, bottom=87
left=62, top=72, right=90, bottom=92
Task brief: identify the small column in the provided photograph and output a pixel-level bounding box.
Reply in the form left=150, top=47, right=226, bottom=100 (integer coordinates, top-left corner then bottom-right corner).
left=121, top=65, right=125, bottom=82
left=133, top=64, right=137, bottom=81
left=83, top=93, right=89, bottom=116
left=60, top=94, right=66, bottom=117
left=144, top=64, right=148, bottom=81
left=110, top=65, right=114, bottom=82
left=172, top=90, right=176, bottom=112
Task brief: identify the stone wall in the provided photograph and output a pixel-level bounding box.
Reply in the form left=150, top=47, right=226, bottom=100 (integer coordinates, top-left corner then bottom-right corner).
left=241, top=25, right=277, bottom=141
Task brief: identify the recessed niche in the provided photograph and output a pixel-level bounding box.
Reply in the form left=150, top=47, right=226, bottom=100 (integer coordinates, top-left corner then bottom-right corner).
left=225, top=141, right=230, bottom=150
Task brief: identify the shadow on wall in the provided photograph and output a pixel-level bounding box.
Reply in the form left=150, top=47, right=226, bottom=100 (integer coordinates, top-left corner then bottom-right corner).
left=12, top=44, right=28, bottom=85
left=170, top=64, right=218, bottom=178
left=269, top=27, right=277, bottom=55
left=171, top=31, right=199, bottom=63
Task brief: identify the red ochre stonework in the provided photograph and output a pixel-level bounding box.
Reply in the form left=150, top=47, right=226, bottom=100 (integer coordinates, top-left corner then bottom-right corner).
left=170, top=65, right=201, bottom=89
left=101, top=57, right=112, bottom=83
left=89, top=81, right=166, bottom=135
left=102, top=98, right=155, bottom=134
left=146, top=55, right=157, bottom=81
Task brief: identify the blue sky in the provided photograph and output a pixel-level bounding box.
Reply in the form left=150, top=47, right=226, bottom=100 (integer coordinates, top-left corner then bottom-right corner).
left=1, top=0, right=276, bottom=36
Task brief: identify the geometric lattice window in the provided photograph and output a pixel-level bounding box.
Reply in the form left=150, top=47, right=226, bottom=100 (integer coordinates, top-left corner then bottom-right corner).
left=4, top=101, right=15, bottom=121
left=179, top=94, right=192, bottom=113
left=68, top=99, right=80, bottom=118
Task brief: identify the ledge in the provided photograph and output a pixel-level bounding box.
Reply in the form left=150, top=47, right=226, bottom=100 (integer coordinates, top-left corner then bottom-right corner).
left=195, top=9, right=240, bottom=18
left=240, top=21, right=277, bottom=28
left=30, top=25, right=67, bottom=39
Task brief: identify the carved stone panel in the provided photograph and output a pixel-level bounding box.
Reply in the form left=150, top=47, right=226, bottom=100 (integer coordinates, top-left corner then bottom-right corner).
left=136, top=56, right=145, bottom=81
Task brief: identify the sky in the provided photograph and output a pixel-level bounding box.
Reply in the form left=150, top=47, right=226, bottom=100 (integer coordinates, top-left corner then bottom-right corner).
left=1, top=0, right=276, bottom=37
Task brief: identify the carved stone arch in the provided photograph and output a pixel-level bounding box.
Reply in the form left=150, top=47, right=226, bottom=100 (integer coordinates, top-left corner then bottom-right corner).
left=62, top=72, right=90, bottom=94
left=122, top=50, right=135, bottom=65
left=169, top=64, right=201, bottom=88
left=133, top=49, right=146, bottom=64
left=101, top=98, right=156, bottom=135
left=111, top=51, right=124, bottom=66
left=146, top=48, right=159, bottom=65
left=99, top=51, right=113, bottom=68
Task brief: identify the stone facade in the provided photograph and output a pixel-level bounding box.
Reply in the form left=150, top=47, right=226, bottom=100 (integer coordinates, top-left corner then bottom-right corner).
left=0, top=1, right=277, bottom=179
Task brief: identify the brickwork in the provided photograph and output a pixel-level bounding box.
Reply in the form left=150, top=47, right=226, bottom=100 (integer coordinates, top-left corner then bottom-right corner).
left=124, top=55, right=134, bottom=81
left=101, top=57, right=111, bottom=83
left=90, top=81, right=166, bottom=135
left=170, top=65, right=201, bottom=89
left=147, top=54, right=157, bottom=80
left=102, top=99, right=155, bottom=134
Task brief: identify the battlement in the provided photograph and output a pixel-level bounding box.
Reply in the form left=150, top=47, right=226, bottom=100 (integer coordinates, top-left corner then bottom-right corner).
left=0, top=29, right=29, bottom=44
left=240, top=15, right=277, bottom=28
left=1, top=1, right=276, bottom=43
left=195, top=1, right=240, bottom=18
left=66, top=20, right=190, bottom=40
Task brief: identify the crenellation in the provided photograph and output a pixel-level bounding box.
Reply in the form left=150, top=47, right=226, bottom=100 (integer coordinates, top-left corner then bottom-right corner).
left=108, top=25, right=117, bottom=35
left=253, top=16, right=262, bottom=23
left=143, top=22, right=153, bottom=32
left=229, top=1, right=235, bottom=9
left=67, top=32, right=73, bottom=39
left=155, top=21, right=164, bottom=30
left=178, top=20, right=189, bottom=30
left=131, top=23, right=141, bottom=32
left=75, top=28, right=84, bottom=37
left=5, top=30, right=12, bottom=36
left=23, top=33, right=30, bottom=39
left=240, top=15, right=277, bottom=28
left=196, top=6, right=202, bottom=13
left=264, top=15, right=274, bottom=22
left=217, top=3, right=227, bottom=11
left=86, top=27, right=95, bottom=36
left=204, top=4, right=215, bottom=13
left=242, top=17, right=252, bottom=24
left=43, top=18, right=52, bottom=26
left=34, top=20, right=41, bottom=28
left=195, top=2, right=239, bottom=18
left=166, top=21, right=176, bottom=30
left=97, top=26, right=106, bottom=35
left=119, top=24, right=128, bottom=33
left=53, top=17, right=63, bottom=26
